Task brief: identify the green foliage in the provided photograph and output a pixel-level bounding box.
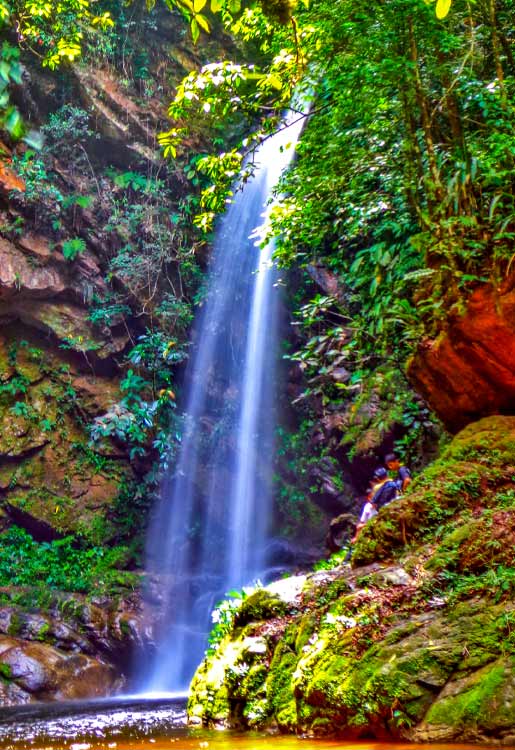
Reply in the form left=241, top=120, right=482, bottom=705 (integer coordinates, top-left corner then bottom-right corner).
left=90, top=331, right=186, bottom=461
left=0, top=42, right=23, bottom=138
left=0, top=0, right=113, bottom=68
left=42, top=105, right=94, bottom=166
left=208, top=588, right=249, bottom=655
left=0, top=526, right=136, bottom=595
left=274, top=420, right=329, bottom=539
left=111, top=170, right=157, bottom=193
left=429, top=566, right=515, bottom=606
left=157, top=0, right=515, bottom=448
left=313, top=548, right=349, bottom=572
left=12, top=150, right=63, bottom=207
left=62, top=237, right=86, bottom=261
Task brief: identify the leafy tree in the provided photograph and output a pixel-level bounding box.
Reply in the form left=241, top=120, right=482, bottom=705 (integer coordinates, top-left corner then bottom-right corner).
left=154, top=0, right=515, bottom=468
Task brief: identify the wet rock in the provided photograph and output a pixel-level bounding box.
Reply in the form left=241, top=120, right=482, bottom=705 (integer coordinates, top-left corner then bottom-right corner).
left=187, top=418, right=515, bottom=743
left=0, top=591, right=151, bottom=703
left=0, top=640, right=119, bottom=699
left=413, top=657, right=515, bottom=744
left=72, top=66, right=161, bottom=168
left=0, top=679, right=31, bottom=706
left=1, top=644, right=54, bottom=692
left=1, top=299, right=127, bottom=360
left=368, top=566, right=414, bottom=587
left=306, top=263, right=347, bottom=303
left=408, top=277, right=515, bottom=431
left=0, top=238, right=66, bottom=300
left=326, top=512, right=356, bottom=552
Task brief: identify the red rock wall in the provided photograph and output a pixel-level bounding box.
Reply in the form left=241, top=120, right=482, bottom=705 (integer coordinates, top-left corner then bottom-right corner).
left=408, top=278, right=515, bottom=431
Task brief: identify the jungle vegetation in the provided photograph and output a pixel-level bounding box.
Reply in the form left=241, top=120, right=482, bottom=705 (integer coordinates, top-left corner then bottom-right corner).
left=1, top=0, right=514, bottom=577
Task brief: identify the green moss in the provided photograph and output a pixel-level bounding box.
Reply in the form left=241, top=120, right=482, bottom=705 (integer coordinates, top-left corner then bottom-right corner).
left=188, top=418, right=515, bottom=737
left=7, top=612, right=23, bottom=636
left=426, top=519, right=479, bottom=571
left=266, top=641, right=298, bottom=725
left=295, top=613, right=317, bottom=652
left=425, top=661, right=506, bottom=728
left=234, top=590, right=288, bottom=627
left=36, top=621, right=51, bottom=641
left=311, top=717, right=332, bottom=733
left=354, top=416, right=515, bottom=565
left=275, top=700, right=298, bottom=730
left=0, top=663, right=12, bottom=680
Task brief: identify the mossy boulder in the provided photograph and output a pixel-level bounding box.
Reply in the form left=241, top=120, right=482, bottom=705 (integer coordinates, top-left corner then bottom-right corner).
left=188, top=416, right=515, bottom=744
left=234, top=590, right=288, bottom=627
left=353, top=415, right=515, bottom=565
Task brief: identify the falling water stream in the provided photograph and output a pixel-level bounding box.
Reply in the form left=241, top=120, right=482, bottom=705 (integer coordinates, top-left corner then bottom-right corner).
left=140, top=112, right=307, bottom=693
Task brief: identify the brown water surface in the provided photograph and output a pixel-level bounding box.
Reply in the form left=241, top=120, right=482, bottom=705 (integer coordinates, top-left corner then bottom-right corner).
left=0, top=697, right=509, bottom=750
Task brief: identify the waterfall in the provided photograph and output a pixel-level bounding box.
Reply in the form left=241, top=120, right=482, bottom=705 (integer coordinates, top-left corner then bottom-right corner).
left=140, top=112, right=305, bottom=694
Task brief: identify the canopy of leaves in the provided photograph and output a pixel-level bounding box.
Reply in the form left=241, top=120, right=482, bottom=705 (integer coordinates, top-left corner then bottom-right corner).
left=155, top=0, right=514, bottom=463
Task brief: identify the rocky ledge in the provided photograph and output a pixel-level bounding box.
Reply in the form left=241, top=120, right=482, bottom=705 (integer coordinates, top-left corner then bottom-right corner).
left=0, top=589, right=148, bottom=703
left=188, top=415, right=515, bottom=746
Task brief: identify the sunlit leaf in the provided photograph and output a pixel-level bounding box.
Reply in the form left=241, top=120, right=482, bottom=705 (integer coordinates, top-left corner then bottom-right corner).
left=0, top=61, right=9, bottom=83
left=268, top=73, right=282, bottom=90
left=195, top=12, right=210, bottom=32
left=435, top=0, right=451, bottom=19
left=4, top=106, right=23, bottom=139
left=190, top=16, right=199, bottom=43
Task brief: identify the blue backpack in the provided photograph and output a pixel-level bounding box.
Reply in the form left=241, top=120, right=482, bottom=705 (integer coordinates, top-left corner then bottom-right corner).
left=372, top=480, right=398, bottom=509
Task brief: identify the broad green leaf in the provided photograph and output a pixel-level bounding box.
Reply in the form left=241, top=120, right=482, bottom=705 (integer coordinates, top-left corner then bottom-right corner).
left=179, top=0, right=194, bottom=11
left=4, top=107, right=23, bottom=139
left=190, top=17, right=199, bottom=43
left=211, top=0, right=222, bottom=11
left=8, top=61, right=22, bottom=84
left=0, top=61, right=9, bottom=82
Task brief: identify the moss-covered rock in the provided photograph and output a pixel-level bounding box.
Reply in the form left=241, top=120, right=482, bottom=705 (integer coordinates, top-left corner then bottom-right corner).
left=188, top=416, right=515, bottom=744
left=234, top=590, right=288, bottom=627
left=353, top=415, right=515, bottom=565
left=0, top=329, right=135, bottom=543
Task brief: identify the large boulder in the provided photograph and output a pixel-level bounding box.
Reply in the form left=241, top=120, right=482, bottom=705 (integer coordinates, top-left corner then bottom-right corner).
left=0, top=590, right=151, bottom=703
left=187, top=416, right=515, bottom=745
left=408, top=277, right=515, bottom=432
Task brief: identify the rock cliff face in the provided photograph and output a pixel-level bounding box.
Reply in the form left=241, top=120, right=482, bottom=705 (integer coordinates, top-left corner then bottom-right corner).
left=0, top=589, right=149, bottom=703
left=187, top=416, right=515, bottom=745
left=408, top=277, right=515, bottom=432
left=0, top=5, right=230, bottom=701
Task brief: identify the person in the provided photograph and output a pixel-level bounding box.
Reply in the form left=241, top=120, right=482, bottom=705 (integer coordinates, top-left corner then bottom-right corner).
left=370, top=466, right=398, bottom=508
left=385, top=453, right=412, bottom=492
left=350, top=488, right=377, bottom=544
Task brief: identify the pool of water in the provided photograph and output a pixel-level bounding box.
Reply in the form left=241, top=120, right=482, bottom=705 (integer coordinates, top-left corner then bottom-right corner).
left=0, top=697, right=507, bottom=750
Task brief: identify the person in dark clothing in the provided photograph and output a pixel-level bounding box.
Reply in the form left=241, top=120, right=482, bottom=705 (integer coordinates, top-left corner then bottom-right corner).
left=370, top=467, right=398, bottom=509
left=385, top=453, right=411, bottom=492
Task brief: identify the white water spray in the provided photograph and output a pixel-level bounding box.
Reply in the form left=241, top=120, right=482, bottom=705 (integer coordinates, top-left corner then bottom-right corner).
left=140, top=112, right=305, bottom=692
